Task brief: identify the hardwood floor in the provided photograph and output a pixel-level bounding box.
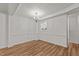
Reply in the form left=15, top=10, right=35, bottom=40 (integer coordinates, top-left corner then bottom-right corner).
left=0, top=40, right=79, bottom=56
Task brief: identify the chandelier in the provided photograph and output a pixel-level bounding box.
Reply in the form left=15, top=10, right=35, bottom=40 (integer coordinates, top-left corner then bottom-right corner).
left=33, top=11, right=39, bottom=23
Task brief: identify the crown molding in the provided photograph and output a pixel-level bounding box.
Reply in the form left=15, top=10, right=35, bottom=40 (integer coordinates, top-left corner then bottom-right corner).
left=40, top=4, right=79, bottom=21
left=12, top=4, right=22, bottom=16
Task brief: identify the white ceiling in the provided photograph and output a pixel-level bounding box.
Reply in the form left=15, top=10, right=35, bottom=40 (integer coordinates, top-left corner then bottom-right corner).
left=0, top=3, right=8, bottom=14
left=67, top=7, right=79, bottom=15
left=0, top=3, right=19, bottom=15
left=0, top=3, right=79, bottom=19
left=8, top=3, right=19, bottom=15
left=15, top=3, right=73, bottom=19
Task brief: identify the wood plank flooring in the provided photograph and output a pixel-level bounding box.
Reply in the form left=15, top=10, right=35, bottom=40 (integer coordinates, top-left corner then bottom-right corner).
left=0, top=40, right=79, bottom=56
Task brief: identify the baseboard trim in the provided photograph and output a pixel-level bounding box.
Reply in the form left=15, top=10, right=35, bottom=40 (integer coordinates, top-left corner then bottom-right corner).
left=39, top=39, right=68, bottom=48
left=8, top=39, right=37, bottom=48
left=70, top=40, right=79, bottom=44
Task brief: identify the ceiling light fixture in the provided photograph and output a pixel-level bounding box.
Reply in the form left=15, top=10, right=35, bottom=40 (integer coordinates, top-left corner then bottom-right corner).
left=30, top=8, right=44, bottom=22
left=33, top=11, right=39, bottom=23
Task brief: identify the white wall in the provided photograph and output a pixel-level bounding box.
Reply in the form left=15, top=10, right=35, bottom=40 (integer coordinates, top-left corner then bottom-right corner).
left=0, top=13, right=8, bottom=48
left=69, top=13, right=79, bottom=44
left=0, top=13, right=69, bottom=48
left=0, top=14, right=67, bottom=48
left=8, top=15, right=37, bottom=47
left=0, top=13, right=68, bottom=48
left=38, top=15, right=68, bottom=47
